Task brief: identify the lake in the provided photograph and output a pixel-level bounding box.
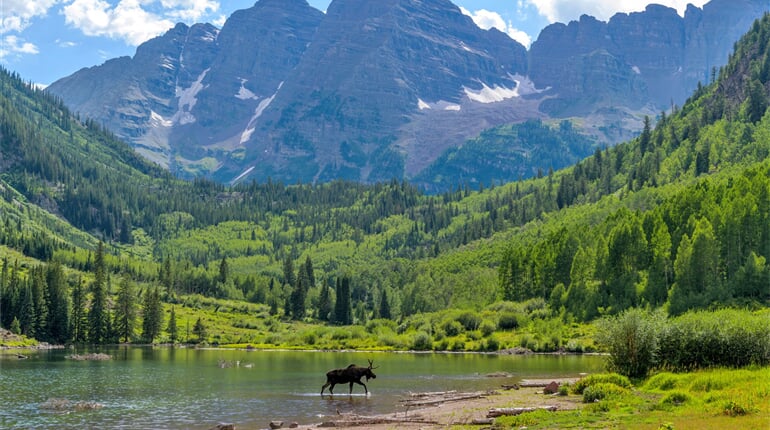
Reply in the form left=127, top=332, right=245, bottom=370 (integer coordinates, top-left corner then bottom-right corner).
left=0, top=347, right=605, bottom=429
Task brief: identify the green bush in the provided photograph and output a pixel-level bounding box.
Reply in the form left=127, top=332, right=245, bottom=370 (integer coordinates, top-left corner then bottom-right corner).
left=480, top=320, right=496, bottom=337
left=457, top=311, right=482, bottom=331
left=644, top=373, right=681, bottom=391
left=497, top=312, right=520, bottom=330
left=573, top=373, right=632, bottom=394
left=411, top=331, right=433, bottom=351
left=596, top=308, right=663, bottom=377
left=659, top=391, right=693, bottom=407
left=582, top=382, right=628, bottom=403
left=441, top=319, right=463, bottom=336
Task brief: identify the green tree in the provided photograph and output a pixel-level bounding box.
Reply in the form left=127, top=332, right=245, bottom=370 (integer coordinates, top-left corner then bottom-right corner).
left=317, top=281, right=332, bottom=322
left=113, top=276, right=138, bottom=343
left=70, top=278, right=87, bottom=343
left=141, top=287, right=163, bottom=343
left=670, top=219, right=722, bottom=315
left=45, top=262, right=70, bottom=344
left=192, top=317, right=207, bottom=343
left=333, top=276, right=352, bottom=325
left=88, top=242, right=109, bottom=344
left=167, top=306, right=179, bottom=343
left=379, top=288, right=392, bottom=320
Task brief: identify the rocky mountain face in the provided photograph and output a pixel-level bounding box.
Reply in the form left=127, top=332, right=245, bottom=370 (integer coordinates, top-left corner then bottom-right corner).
left=47, top=0, right=769, bottom=189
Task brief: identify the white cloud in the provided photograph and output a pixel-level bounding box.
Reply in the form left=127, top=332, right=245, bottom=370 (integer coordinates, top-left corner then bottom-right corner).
left=460, top=7, right=532, bottom=48
left=160, top=0, right=218, bottom=21
left=526, top=0, right=710, bottom=23
left=0, top=35, right=40, bottom=60
left=56, top=38, right=78, bottom=47
left=61, top=0, right=221, bottom=46
left=0, top=0, right=59, bottom=34
left=63, top=0, right=174, bottom=45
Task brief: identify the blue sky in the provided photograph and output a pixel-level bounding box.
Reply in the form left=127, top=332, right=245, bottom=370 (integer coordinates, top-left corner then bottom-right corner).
left=1, top=0, right=707, bottom=86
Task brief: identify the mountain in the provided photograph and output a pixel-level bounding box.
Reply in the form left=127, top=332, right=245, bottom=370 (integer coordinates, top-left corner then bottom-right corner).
left=47, top=0, right=769, bottom=189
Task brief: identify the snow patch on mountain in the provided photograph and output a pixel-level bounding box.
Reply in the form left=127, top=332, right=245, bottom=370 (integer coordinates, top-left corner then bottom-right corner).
left=417, top=98, right=462, bottom=111
left=235, top=78, right=259, bottom=100
left=464, top=82, right=519, bottom=103
left=231, top=166, right=256, bottom=184
left=240, top=82, right=283, bottom=144
left=173, top=68, right=209, bottom=125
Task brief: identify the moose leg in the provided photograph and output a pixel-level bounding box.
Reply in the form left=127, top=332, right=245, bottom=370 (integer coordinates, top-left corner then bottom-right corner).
left=321, top=380, right=335, bottom=395
left=352, top=380, right=368, bottom=394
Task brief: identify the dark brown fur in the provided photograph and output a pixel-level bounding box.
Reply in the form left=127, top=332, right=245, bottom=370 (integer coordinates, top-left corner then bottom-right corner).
left=321, top=360, right=377, bottom=395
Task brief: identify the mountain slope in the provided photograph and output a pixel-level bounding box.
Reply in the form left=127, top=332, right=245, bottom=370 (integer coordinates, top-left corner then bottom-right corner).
left=46, top=0, right=768, bottom=190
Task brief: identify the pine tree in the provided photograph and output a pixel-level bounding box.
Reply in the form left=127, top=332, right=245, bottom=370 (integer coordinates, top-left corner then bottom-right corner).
left=317, top=281, right=332, bottom=321
left=379, top=288, right=391, bottom=320
left=45, top=262, right=70, bottom=344
left=141, top=287, right=163, bottom=343
left=167, top=307, right=178, bottom=343
left=113, top=276, right=138, bottom=343
left=192, top=317, right=206, bottom=343
left=70, top=278, right=87, bottom=343
left=30, top=267, right=47, bottom=339
left=88, top=242, right=109, bottom=344
left=290, top=274, right=306, bottom=320
left=334, top=276, right=352, bottom=325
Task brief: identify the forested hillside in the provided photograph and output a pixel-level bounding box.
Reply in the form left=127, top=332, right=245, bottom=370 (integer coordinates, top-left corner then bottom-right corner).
left=0, top=14, right=769, bottom=347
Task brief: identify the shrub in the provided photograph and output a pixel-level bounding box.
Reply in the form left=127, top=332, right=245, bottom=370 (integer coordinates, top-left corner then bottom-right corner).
left=480, top=320, right=496, bottom=337
left=573, top=373, right=632, bottom=394
left=441, top=320, right=463, bottom=337
left=659, top=391, right=693, bottom=407
left=497, top=312, right=520, bottom=330
left=457, top=311, right=482, bottom=331
left=644, top=373, right=681, bottom=391
left=482, top=336, right=500, bottom=352
left=596, top=308, right=663, bottom=377
left=411, top=331, right=433, bottom=351
left=582, top=382, right=628, bottom=403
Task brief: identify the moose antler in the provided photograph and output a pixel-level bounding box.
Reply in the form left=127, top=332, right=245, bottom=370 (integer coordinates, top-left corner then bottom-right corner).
left=368, top=359, right=379, bottom=369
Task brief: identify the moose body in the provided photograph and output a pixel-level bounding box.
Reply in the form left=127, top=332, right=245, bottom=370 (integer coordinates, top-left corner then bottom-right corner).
left=321, top=360, right=377, bottom=395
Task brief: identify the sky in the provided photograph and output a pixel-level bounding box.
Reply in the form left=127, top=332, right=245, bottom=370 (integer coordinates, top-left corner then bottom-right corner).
left=1, top=0, right=709, bottom=87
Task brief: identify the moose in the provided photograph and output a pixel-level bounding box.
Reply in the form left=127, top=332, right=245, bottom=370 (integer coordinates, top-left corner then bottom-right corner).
left=320, top=359, right=378, bottom=395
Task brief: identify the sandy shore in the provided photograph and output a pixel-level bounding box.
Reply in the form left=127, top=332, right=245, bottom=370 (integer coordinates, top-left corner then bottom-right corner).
left=289, top=379, right=582, bottom=430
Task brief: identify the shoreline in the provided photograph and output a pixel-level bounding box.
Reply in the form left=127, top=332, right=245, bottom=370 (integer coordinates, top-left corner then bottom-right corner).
left=290, top=381, right=583, bottom=430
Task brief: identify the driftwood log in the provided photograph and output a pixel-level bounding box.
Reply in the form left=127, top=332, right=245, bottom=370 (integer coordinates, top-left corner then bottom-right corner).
left=487, top=406, right=558, bottom=418
left=319, top=414, right=438, bottom=427
left=400, top=391, right=493, bottom=408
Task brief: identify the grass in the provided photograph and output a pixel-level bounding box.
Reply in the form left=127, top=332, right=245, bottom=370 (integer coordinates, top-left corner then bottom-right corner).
left=486, top=367, right=770, bottom=430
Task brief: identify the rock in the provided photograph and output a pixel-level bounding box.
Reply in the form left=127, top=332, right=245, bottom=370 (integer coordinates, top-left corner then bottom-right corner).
left=289, top=423, right=299, bottom=428
left=209, top=425, right=235, bottom=430
left=543, top=381, right=559, bottom=395
left=318, top=423, right=337, bottom=428
left=269, top=421, right=284, bottom=430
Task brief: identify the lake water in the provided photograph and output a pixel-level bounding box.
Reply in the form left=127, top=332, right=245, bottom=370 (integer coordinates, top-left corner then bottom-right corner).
left=0, top=347, right=604, bottom=429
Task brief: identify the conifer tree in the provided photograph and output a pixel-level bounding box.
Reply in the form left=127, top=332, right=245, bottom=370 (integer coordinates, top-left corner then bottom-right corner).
left=317, top=281, right=332, bottom=322
left=141, top=287, right=163, bottom=343
left=379, top=288, right=391, bottom=320
left=192, top=317, right=206, bottom=343
left=70, top=278, right=87, bottom=343
left=167, top=307, right=178, bottom=343
left=88, top=242, right=109, bottom=344
left=113, top=276, right=138, bottom=343
left=45, top=262, right=70, bottom=344
left=333, top=276, right=352, bottom=325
